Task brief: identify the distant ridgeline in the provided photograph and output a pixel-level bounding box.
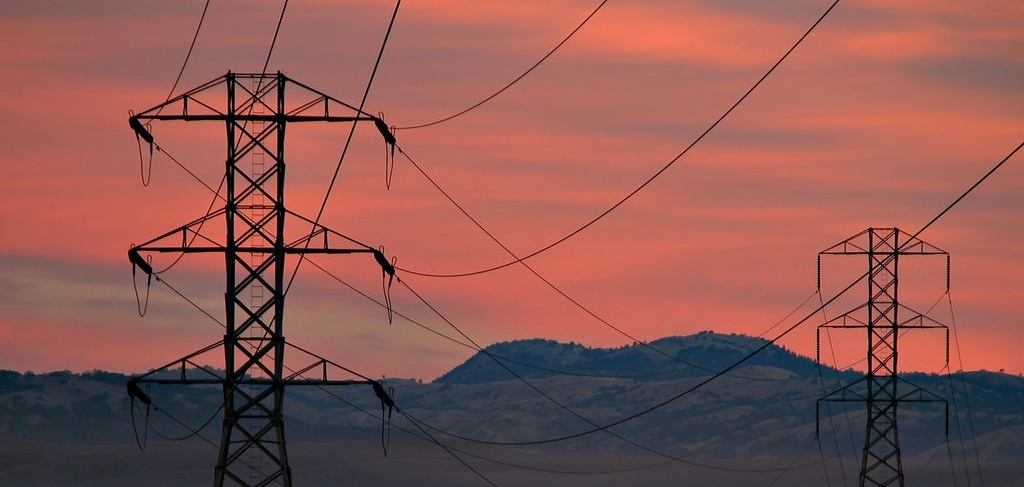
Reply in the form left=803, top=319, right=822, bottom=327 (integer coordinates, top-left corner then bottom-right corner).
left=0, top=332, right=1021, bottom=459
left=435, top=332, right=829, bottom=384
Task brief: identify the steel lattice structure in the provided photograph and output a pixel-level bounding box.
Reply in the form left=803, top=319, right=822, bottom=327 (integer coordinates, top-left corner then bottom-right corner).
left=816, top=228, right=949, bottom=487
left=126, top=72, right=396, bottom=487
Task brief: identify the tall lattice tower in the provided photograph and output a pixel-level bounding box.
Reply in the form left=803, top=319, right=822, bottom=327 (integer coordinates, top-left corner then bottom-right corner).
left=816, top=227, right=949, bottom=487
left=126, top=72, right=396, bottom=487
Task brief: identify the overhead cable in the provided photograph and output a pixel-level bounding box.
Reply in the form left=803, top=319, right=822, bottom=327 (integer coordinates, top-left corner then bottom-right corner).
left=398, top=400, right=825, bottom=473
left=284, top=0, right=401, bottom=297
left=396, top=0, right=609, bottom=130
left=163, top=0, right=211, bottom=105
left=260, top=0, right=289, bottom=75
left=946, top=291, right=986, bottom=487
left=136, top=0, right=210, bottom=187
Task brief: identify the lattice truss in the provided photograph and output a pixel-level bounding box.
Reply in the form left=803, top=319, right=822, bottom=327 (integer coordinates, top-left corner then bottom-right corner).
left=126, top=72, right=397, bottom=487
left=816, top=228, right=950, bottom=487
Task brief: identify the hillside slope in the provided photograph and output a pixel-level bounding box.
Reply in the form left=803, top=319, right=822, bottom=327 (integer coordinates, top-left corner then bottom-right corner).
left=0, top=332, right=1020, bottom=460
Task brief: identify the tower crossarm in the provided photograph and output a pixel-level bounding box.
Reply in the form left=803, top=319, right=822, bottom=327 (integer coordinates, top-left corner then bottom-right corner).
left=818, top=227, right=949, bottom=257
left=128, top=212, right=395, bottom=277
left=130, top=73, right=377, bottom=123
left=126, top=339, right=398, bottom=452
left=128, top=72, right=395, bottom=148
left=816, top=376, right=948, bottom=434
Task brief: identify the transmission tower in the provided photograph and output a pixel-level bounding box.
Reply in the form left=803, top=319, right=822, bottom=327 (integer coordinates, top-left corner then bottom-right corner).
left=125, top=72, right=397, bottom=487
left=815, top=227, right=950, bottom=487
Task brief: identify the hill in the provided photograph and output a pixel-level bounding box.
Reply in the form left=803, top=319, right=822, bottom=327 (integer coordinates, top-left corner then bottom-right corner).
left=1, top=332, right=1021, bottom=486
left=435, top=331, right=827, bottom=384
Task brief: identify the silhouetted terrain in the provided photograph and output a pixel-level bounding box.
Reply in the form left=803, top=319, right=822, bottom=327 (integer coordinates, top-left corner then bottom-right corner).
left=1, top=332, right=1021, bottom=486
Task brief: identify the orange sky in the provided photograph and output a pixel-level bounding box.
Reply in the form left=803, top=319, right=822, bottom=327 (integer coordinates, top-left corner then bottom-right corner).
left=0, top=0, right=1022, bottom=381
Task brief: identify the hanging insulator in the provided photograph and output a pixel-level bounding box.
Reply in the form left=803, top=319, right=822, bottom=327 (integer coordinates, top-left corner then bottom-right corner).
left=372, top=380, right=395, bottom=410
left=374, top=247, right=397, bottom=324
left=129, top=111, right=155, bottom=186
left=373, top=113, right=398, bottom=189
left=127, top=380, right=152, bottom=406
left=373, top=115, right=396, bottom=146
left=373, top=247, right=395, bottom=278
left=129, top=247, right=154, bottom=276
left=384, top=130, right=396, bottom=190
left=129, top=116, right=154, bottom=145
left=373, top=380, right=395, bottom=456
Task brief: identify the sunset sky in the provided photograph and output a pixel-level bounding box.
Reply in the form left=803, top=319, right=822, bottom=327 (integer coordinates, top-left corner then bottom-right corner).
left=1, top=0, right=1022, bottom=381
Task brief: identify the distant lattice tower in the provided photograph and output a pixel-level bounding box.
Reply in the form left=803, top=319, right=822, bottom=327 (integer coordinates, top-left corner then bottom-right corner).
left=816, top=227, right=949, bottom=487
left=126, top=72, right=396, bottom=487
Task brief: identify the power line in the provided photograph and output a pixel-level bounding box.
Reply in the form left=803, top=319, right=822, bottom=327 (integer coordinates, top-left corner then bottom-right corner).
left=396, top=0, right=610, bottom=130
left=313, top=0, right=400, bottom=223
left=304, top=257, right=475, bottom=351
left=911, top=138, right=1024, bottom=242
left=137, top=0, right=211, bottom=187
left=946, top=291, right=986, bottom=487
left=396, top=0, right=842, bottom=279
left=399, top=403, right=825, bottom=473
left=396, top=409, right=500, bottom=487
left=260, top=0, right=289, bottom=75
left=283, top=0, right=401, bottom=297
left=163, top=0, right=210, bottom=103
left=820, top=307, right=858, bottom=487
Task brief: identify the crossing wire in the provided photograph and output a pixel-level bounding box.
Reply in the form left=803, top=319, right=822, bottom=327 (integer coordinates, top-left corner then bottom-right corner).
left=392, top=142, right=822, bottom=383
left=395, top=138, right=1024, bottom=448
left=261, top=0, right=288, bottom=75
left=396, top=0, right=843, bottom=279
left=283, top=0, right=401, bottom=298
